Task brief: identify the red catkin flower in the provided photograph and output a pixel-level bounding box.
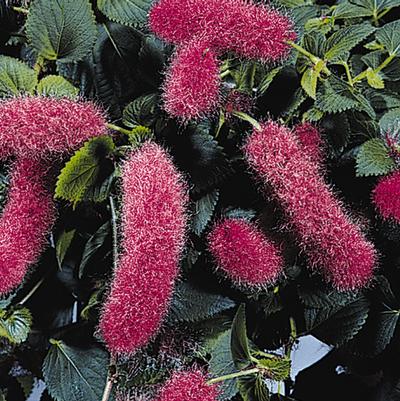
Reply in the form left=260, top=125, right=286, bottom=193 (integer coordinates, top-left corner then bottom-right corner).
left=372, top=170, right=400, bottom=223
left=245, top=121, right=377, bottom=291
left=149, top=0, right=296, bottom=61
left=163, top=40, right=221, bottom=120
left=155, top=370, right=218, bottom=401
left=208, top=218, right=283, bottom=287
left=99, top=143, right=188, bottom=355
left=0, top=96, right=107, bottom=159
left=0, top=158, right=55, bottom=295
left=293, top=122, right=324, bottom=166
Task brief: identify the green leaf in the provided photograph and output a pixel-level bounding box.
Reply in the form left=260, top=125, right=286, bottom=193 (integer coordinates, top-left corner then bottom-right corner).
left=324, top=23, right=376, bottom=62
left=255, top=356, right=291, bottom=381
left=238, top=374, right=270, bottom=401
left=334, top=0, right=400, bottom=18
left=231, top=304, right=252, bottom=370
left=42, top=340, right=112, bottom=401
left=55, top=136, right=115, bottom=205
left=26, top=0, right=97, bottom=62
left=257, top=67, right=282, bottom=95
left=379, top=108, right=400, bottom=133
left=191, top=190, right=219, bottom=236
left=376, top=20, right=400, bottom=56
left=128, top=126, right=153, bottom=146
left=169, top=282, right=235, bottom=323
left=0, top=307, right=32, bottom=344
left=56, top=229, right=76, bottom=267
left=36, top=75, right=79, bottom=98
left=301, top=59, right=325, bottom=99
left=16, top=375, right=35, bottom=399
left=0, top=55, right=38, bottom=96
left=97, top=0, right=152, bottom=27
left=209, top=330, right=239, bottom=401
left=79, top=221, right=111, bottom=278
left=366, top=67, right=385, bottom=89
left=356, top=138, right=396, bottom=176
left=122, top=93, right=159, bottom=127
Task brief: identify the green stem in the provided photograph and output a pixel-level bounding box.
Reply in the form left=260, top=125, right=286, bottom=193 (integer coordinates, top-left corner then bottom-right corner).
left=231, top=110, right=261, bottom=131
left=284, top=317, right=297, bottom=396
left=220, top=70, right=231, bottom=79
left=109, top=195, right=118, bottom=271
left=106, top=123, right=132, bottom=136
left=341, top=61, right=354, bottom=87
left=377, top=7, right=391, bottom=20
left=19, top=276, right=46, bottom=305
left=353, top=53, right=395, bottom=83
left=12, top=6, right=29, bottom=14
left=101, top=356, right=117, bottom=401
left=207, top=368, right=260, bottom=385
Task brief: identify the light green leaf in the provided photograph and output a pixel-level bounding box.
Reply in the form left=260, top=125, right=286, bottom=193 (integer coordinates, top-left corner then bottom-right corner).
left=0, top=307, right=32, bottom=344
left=42, top=340, right=112, bottom=401
left=376, top=20, right=400, bottom=56
left=55, top=136, right=115, bottom=205
left=36, top=75, right=79, bottom=98
left=97, top=0, right=152, bottom=27
left=324, top=23, right=376, bottom=62
left=356, top=138, right=396, bottom=176
left=0, top=56, right=38, bottom=96
left=238, top=374, right=270, bottom=401
left=366, top=67, right=385, bottom=89
left=26, top=0, right=97, bottom=62
left=301, top=59, right=325, bottom=99
left=231, top=304, right=252, bottom=370
left=257, top=67, right=282, bottom=95
left=334, top=0, right=400, bottom=18
left=56, top=229, right=76, bottom=267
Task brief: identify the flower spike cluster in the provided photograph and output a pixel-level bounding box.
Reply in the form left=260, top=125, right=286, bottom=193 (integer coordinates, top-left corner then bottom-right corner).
left=208, top=218, right=283, bottom=287
left=0, top=96, right=108, bottom=295
left=293, top=122, right=324, bottom=166
left=155, top=370, right=219, bottom=401
left=149, top=0, right=296, bottom=120
left=372, top=170, right=400, bottom=223
left=99, top=143, right=188, bottom=355
left=245, top=121, right=377, bottom=291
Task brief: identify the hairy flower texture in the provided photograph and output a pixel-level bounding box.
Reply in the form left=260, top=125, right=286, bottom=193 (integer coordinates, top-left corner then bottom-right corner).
left=155, top=370, right=218, bottom=401
left=164, top=40, right=221, bottom=120
left=208, top=218, right=283, bottom=287
left=293, top=122, right=324, bottom=166
left=0, top=158, right=55, bottom=295
left=245, top=121, right=377, bottom=291
left=149, top=0, right=296, bottom=61
left=99, top=143, right=188, bottom=354
left=372, top=170, right=400, bottom=223
left=0, top=96, right=107, bottom=159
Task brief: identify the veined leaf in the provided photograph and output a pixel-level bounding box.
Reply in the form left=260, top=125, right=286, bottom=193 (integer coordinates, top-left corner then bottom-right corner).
left=42, top=340, right=112, bottom=401
left=301, top=59, right=325, bottom=99
left=366, top=68, right=385, bottom=89
left=56, top=229, right=76, bottom=267
left=191, top=190, right=220, bottom=236
left=231, top=304, right=252, bottom=370
left=97, top=0, right=152, bottom=27
left=0, top=307, right=32, bottom=344
left=356, top=138, right=396, bottom=176
left=334, top=0, right=400, bottom=18
left=238, top=374, right=270, bottom=401
left=36, top=75, right=79, bottom=98
left=26, top=0, right=97, bottom=62
left=376, top=20, right=400, bottom=56
left=55, top=136, right=115, bottom=205
left=379, top=108, right=400, bottom=133
left=122, top=93, right=159, bottom=128
left=0, top=55, right=38, bottom=96
left=324, top=23, right=376, bottom=62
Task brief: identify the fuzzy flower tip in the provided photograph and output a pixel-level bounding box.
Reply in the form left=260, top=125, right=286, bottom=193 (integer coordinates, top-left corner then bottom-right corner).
left=99, top=143, right=188, bottom=355
left=372, top=170, right=400, bottom=222
left=0, top=96, right=107, bottom=159
left=245, top=121, right=377, bottom=291
left=208, top=218, right=283, bottom=287
left=293, top=122, right=324, bottom=166
left=155, top=370, right=218, bottom=401
left=0, top=158, right=55, bottom=295
left=149, top=0, right=296, bottom=61
left=163, top=40, right=221, bottom=120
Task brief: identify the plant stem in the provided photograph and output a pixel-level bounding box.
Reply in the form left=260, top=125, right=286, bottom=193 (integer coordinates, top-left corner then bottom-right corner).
left=106, top=123, right=132, bottom=136
left=286, top=40, right=320, bottom=64
left=340, top=61, right=354, bottom=87
left=101, top=356, right=117, bottom=401
left=19, top=276, right=46, bottom=305
left=109, top=195, right=118, bottom=271
left=12, top=6, right=29, bottom=14
left=231, top=110, right=261, bottom=131
left=353, top=53, right=395, bottom=83
left=220, top=70, right=231, bottom=79
left=207, top=367, right=260, bottom=385
left=284, top=317, right=297, bottom=396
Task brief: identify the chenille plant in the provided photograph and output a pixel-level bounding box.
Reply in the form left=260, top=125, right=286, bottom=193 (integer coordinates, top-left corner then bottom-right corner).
left=1, top=0, right=400, bottom=401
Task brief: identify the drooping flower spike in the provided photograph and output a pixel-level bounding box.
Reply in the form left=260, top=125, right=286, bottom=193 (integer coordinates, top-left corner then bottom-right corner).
left=293, top=122, right=324, bottom=166
left=245, top=121, right=377, bottom=291
left=99, top=143, right=188, bottom=355
left=0, top=96, right=108, bottom=295
left=372, top=170, right=400, bottom=223
left=155, top=370, right=219, bottom=401
left=149, top=0, right=296, bottom=120
left=208, top=218, right=283, bottom=287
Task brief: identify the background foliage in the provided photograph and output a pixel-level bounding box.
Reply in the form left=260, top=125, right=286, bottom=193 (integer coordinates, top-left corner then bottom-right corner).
left=1, top=0, right=400, bottom=400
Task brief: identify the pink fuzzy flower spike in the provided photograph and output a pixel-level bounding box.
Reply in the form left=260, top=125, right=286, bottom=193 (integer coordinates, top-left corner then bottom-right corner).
left=0, top=96, right=107, bottom=159
left=372, top=170, right=400, bottom=222
left=294, top=122, right=324, bottom=166
left=163, top=40, right=221, bottom=120
left=99, top=143, right=188, bottom=355
left=0, top=158, right=55, bottom=295
left=155, top=370, right=219, bottom=401
left=208, top=218, right=283, bottom=287
left=245, top=121, right=377, bottom=291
